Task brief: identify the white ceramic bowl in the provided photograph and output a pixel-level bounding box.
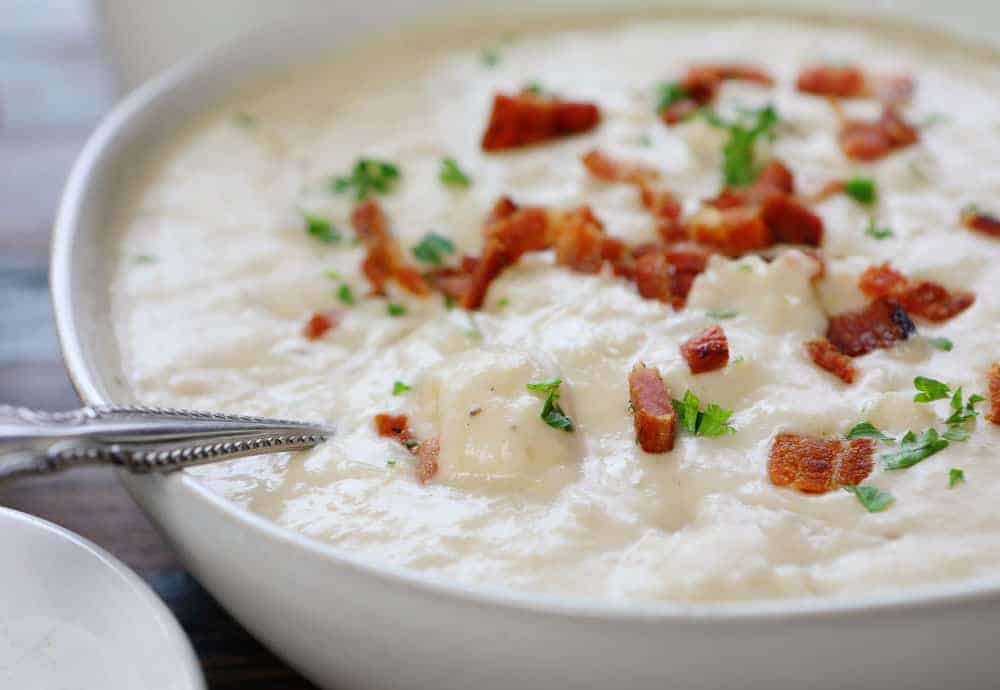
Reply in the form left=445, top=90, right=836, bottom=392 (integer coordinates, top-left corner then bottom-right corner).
left=51, top=3, right=1000, bottom=688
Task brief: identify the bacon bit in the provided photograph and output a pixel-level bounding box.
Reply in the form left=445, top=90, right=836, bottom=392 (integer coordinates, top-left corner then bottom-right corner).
left=796, top=65, right=914, bottom=104
left=808, top=179, right=847, bottom=205
left=687, top=206, right=773, bottom=256
left=960, top=207, right=1000, bottom=238
left=708, top=160, right=796, bottom=210
left=374, top=413, right=418, bottom=451
left=628, top=363, right=676, bottom=453
left=352, top=200, right=431, bottom=297
left=487, top=196, right=519, bottom=224
left=986, top=363, right=1000, bottom=426
left=661, top=63, right=774, bottom=126
left=427, top=256, right=479, bottom=300
left=858, top=263, right=974, bottom=322
left=805, top=338, right=858, bottom=384
left=634, top=252, right=674, bottom=303
left=582, top=149, right=660, bottom=185
left=826, top=298, right=916, bottom=357
left=416, top=437, right=440, bottom=483
left=681, top=326, right=730, bottom=374
left=630, top=243, right=710, bottom=307
left=481, top=92, right=600, bottom=151
left=760, top=194, right=824, bottom=247
left=839, top=107, right=919, bottom=161
left=768, top=433, right=875, bottom=494
left=302, top=310, right=342, bottom=340
left=551, top=206, right=607, bottom=274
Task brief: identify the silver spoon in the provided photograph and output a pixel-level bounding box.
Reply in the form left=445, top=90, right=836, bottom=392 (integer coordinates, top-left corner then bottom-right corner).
left=0, top=404, right=333, bottom=482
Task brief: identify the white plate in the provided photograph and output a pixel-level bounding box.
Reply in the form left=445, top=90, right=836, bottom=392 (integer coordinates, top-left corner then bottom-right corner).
left=0, top=508, right=204, bottom=690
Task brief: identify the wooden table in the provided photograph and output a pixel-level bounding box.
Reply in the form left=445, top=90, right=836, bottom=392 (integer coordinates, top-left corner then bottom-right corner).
left=0, top=5, right=317, bottom=688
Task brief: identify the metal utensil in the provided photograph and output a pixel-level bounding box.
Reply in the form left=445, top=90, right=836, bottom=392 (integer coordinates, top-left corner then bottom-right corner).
left=0, top=404, right=333, bottom=481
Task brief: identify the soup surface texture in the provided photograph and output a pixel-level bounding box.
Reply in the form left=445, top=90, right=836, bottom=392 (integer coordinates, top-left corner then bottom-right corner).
left=112, top=16, right=1000, bottom=602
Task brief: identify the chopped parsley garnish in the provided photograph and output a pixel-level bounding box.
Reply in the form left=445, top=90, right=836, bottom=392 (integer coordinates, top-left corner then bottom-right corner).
left=865, top=218, right=893, bottom=240
left=387, top=302, right=407, bottom=317
left=439, top=158, right=472, bottom=188
left=655, top=82, right=689, bottom=114
left=412, top=232, right=455, bottom=265
left=331, top=158, right=400, bottom=200
left=913, top=376, right=951, bottom=403
left=337, top=284, right=355, bottom=306
left=443, top=294, right=456, bottom=310
left=403, top=439, right=419, bottom=450
left=843, top=177, right=877, bottom=204
left=392, top=380, right=412, bottom=395
left=948, top=468, right=965, bottom=488
left=881, top=428, right=949, bottom=470
left=944, top=388, right=985, bottom=428
left=132, top=254, right=157, bottom=265
left=671, top=390, right=736, bottom=438
left=706, top=309, right=739, bottom=319
left=845, top=421, right=894, bottom=442
left=497, top=297, right=510, bottom=308
left=843, top=484, right=894, bottom=513
left=323, top=269, right=341, bottom=281
left=304, top=212, right=342, bottom=244
left=703, top=105, right=779, bottom=187
left=231, top=111, right=256, bottom=128
left=526, top=378, right=574, bottom=432
left=481, top=47, right=501, bottom=68
left=523, top=81, right=547, bottom=96
left=927, top=336, right=953, bottom=352
left=638, top=133, right=653, bottom=148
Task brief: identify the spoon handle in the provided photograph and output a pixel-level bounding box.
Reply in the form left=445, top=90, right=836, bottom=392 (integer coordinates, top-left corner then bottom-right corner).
left=0, top=404, right=333, bottom=481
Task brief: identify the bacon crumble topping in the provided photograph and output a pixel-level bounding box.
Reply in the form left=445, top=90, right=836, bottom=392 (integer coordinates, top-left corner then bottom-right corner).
left=961, top=207, right=1000, bottom=239
left=987, top=363, right=1000, bottom=426
left=303, top=310, right=343, bottom=340
left=660, top=63, right=774, bottom=125
left=352, top=199, right=431, bottom=297
left=681, top=325, right=730, bottom=374
left=628, top=363, right=676, bottom=453
left=859, top=263, right=974, bottom=322
left=768, top=433, right=876, bottom=494
left=374, top=413, right=419, bottom=450
left=838, top=106, right=919, bottom=161
left=825, top=298, right=916, bottom=357
left=805, top=338, right=858, bottom=384
left=796, top=65, right=914, bottom=104
left=481, top=91, right=601, bottom=151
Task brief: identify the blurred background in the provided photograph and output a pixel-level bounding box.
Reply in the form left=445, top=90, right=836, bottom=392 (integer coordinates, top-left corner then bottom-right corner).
left=0, top=1, right=315, bottom=686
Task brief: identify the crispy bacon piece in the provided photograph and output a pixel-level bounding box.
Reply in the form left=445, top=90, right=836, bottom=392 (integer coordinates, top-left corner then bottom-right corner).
left=960, top=207, right=1000, bottom=238
left=987, top=363, right=1000, bottom=426
left=796, top=65, right=914, bottom=104
left=805, top=338, right=858, bottom=384
left=630, top=243, right=710, bottom=307
left=681, top=325, right=729, bottom=374
left=761, top=194, right=824, bottom=247
left=858, top=263, right=974, bottom=322
left=839, top=107, right=919, bottom=161
left=302, top=310, right=342, bottom=340
left=481, top=92, right=600, bottom=151
left=427, top=255, right=479, bottom=300
left=582, top=149, right=660, bottom=185
left=707, top=160, right=796, bottom=209
left=416, top=437, right=440, bottom=483
left=825, top=298, right=916, bottom=357
left=687, top=206, right=773, bottom=256
left=352, top=200, right=430, bottom=297
left=552, top=207, right=607, bottom=274
left=634, top=252, right=673, bottom=303
left=661, top=63, right=774, bottom=126
left=768, top=433, right=875, bottom=494
left=374, top=413, right=418, bottom=451
left=628, top=363, right=676, bottom=453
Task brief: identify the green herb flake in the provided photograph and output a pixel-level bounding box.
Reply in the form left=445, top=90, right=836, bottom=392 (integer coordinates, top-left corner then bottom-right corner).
left=706, top=309, right=739, bottom=320
left=403, top=439, right=419, bottom=450
left=843, top=177, right=877, bottom=205
left=392, top=380, right=412, bottom=395
left=481, top=47, right=501, bottom=68
left=944, top=388, right=985, bottom=428
left=331, top=158, right=400, bottom=200
left=948, top=468, right=966, bottom=488
left=881, top=428, right=949, bottom=470
left=927, top=336, right=953, bottom=352
left=387, top=302, right=407, bottom=317
left=439, top=158, right=472, bottom=189
left=703, top=105, right=779, bottom=187
left=232, top=111, right=256, bottom=128
left=412, top=232, right=455, bottom=265
left=865, top=218, right=894, bottom=240
left=497, top=297, right=510, bottom=308
left=303, top=212, right=342, bottom=244
left=845, top=421, right=893, bottom=442
left=323, top=269, right=341, bottom=281
left=526, top=379, right=574, bottom=432
left=337, top=283, right=355, bottom=306
left=671, top=390, right=736, bottom=437
left=444, top=295, right=456, bottom=310
left=638, top=133, right=653, bottom=148
left=655, top=82, right=689, bottom=114
left=913, top=376, right=951, bottom=403
left=523, top=81, right=546, bottom=96
left=843, top=484, right=894, bottom=513
left=132, top=254, right=158, bottom=265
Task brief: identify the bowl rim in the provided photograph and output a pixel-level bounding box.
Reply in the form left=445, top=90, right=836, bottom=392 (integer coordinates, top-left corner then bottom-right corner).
left=51, top=6, right=1000, bottom=625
